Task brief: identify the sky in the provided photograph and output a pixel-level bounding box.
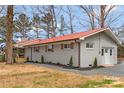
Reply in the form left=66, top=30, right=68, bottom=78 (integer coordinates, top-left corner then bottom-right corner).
left=2, top=5, right=124, bottom=40
left=14, top=5, right=124, bottom=27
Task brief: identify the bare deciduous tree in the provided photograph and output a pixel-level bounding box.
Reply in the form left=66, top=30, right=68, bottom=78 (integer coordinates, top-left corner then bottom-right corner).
left=99, top=5, right=115, bottom=28
left=80, top=5, right=95, bottom=29
left=79, top=5, right=122, bottom=29
left=62, top=6, right=75, bottom=33
left=67, top=6, right=75, bottom=33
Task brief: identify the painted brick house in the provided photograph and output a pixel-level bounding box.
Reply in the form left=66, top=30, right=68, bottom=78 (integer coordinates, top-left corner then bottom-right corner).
left=15, top=28, right=121, bottom=68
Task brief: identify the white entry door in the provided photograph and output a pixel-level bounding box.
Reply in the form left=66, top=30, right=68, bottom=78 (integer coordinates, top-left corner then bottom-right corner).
left=104, top=49, right=110, bottom=64
left=101, top=48, right=113, bottom=65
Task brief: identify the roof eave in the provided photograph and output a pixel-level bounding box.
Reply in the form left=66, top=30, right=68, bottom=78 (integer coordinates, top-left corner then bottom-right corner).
left=79, top=28, right=107, bottom=40
left=106, top=28, right=122, bottom=45
left=79, top=28, right=121, bottom=45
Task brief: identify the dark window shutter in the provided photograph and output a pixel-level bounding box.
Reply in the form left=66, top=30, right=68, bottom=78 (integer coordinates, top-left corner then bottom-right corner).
left=52, top=45, right=54, bottom=52
left=45, top=45, right=47, bottom=52
left=37, top=47, right=40, bottom=52
left=61, top=44, right=63, bottom=49
left=70, top=43, right=74, bottom=49
left=101, top=49, right=104, bottom=56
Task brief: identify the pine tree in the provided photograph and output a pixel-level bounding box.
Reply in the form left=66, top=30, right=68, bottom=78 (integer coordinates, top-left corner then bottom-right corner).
left=6, top=5, right=14, bottom=64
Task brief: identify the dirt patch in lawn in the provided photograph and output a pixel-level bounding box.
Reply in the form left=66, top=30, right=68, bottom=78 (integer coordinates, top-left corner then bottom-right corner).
left=0, top=63, right=124, bottom=88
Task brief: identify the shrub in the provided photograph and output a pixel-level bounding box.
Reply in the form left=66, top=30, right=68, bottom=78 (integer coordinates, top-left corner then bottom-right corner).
left=35, top=61, right=39, bottom=63
left=48, top=61, right=52, bottom=64
left=0, top=55, right=5, bottom=62
left=27, top=57, right=29, bottom=62
left=13, top=58, right=16, bottom=63
left=57, top=62, right=60, bottom=65
left=93, top=57, right=97, bottom=68
left=2, top=55, right=5, bottom=62
left=69, top=56, right=73, bottom=66
left=41, top=55, right=44, bottom=63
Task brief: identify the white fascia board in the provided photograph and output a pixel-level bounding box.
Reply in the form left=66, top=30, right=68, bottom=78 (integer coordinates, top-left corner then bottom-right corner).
left=79, top=28, right=106, bottom=40
left=80, top=37, right=85, bottom=40
left=79, top=28, right=122, bottom=45
left=106, top=28, right=122, bottom=45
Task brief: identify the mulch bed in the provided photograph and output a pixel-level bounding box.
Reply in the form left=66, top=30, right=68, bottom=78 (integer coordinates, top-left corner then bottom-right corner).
left=26, top=61, right=104, bottom=71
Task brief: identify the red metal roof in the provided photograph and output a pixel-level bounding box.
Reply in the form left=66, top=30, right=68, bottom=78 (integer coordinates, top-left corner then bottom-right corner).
left=16, top=28, right=105, bottom=47
left=15, top=39, right=41, bottom=47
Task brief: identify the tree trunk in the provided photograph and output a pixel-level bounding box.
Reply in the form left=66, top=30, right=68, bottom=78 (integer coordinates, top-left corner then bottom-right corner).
left=6, top=5, right=14, bottom=64
left=69, top=14, right=74, bottom=33
left=50, top=5, right=56, bottom=37
left=35, top=29, right=39, bottom=38
left=100, top=5, right=105, bottom=28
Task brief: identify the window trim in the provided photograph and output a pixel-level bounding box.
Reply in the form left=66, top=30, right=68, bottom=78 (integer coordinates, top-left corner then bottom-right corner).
left=34, top=46, right=40, bottom=52
left=86, top=42, right=94, bottom=49
left=63, top=44, right=70, bottom=49
left=62, top=42, right=75, bottom=49
left=47, top=45, right=54, bottom=52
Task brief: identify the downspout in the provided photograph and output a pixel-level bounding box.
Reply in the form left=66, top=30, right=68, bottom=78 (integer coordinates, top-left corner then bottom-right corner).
left=75, top=39, right=81, bottom=67
left=78, top=42, right=80, bottom=67
left=99, top=33, right=101, bottom=65
left=31, top=47, right=32, bottom=61
left=99, top=33, right=101, bottom=54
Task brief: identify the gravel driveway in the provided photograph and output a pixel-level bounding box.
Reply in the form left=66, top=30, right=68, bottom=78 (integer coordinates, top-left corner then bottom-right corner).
left=28, top=62, right=124, bottom=77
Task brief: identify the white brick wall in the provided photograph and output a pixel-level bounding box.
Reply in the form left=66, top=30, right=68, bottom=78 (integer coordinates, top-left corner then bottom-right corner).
left=25, top=40, right=79, bottom=67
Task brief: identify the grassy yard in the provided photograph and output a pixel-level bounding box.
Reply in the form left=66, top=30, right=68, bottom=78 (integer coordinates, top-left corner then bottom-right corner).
left=0, top=63, right=124, bottom=88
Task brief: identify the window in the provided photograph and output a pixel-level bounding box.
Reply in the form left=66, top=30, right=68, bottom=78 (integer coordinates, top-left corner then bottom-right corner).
left=48, top=45, right=52, bottom=50
left=64, top=44, right=70, bottom=48
left=61, top=43, right=74, bottom=49
left=105, top=49, right=108, bottom=53
left=48, top=45, right=54, bottom=52
left=64, top=44, right=68, bottom=48
left=34, top=47, right=40, bottom=52
left=86, top=43, right=94, bottom=48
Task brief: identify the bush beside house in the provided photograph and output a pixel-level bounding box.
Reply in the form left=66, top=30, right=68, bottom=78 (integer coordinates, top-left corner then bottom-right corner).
left=0, top=55, right=5, bottom=62
left=69, top=56, right=73, bottom=66
left=41, top=55, right=44, bottom=63
left=93, top=57, right=97, bottom=68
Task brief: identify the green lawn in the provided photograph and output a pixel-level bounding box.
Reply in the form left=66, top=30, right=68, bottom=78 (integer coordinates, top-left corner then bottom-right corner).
left=80, top=79, right=114, bottom=88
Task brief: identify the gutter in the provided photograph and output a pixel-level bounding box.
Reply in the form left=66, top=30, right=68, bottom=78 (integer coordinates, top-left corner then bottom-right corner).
left=31, top=47, right=32, bottom=61
left=79, top=28, right=107, bottom=40
left=79, top=28, right=121, bottom=45
left=75, top=39, right=81, bottom=67
left=78, top=42, right=80, bottom=67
